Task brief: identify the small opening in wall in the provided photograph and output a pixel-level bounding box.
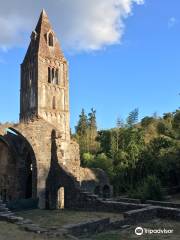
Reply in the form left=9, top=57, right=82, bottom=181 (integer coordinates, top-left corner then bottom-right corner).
left=94, top=186, right=101, bottom=197
left=102, top=185, right=110, bottom=199
left=55, top=69, right=59, bottom=84
left=48, top=67, right=51, bottom=83
left=52, top=68, right=55, bottom=84
left=48, top=33, right=54, bottom=47
left=52, top=96, right=56, bottom=109
left=57, top=187, right=65, bottom=209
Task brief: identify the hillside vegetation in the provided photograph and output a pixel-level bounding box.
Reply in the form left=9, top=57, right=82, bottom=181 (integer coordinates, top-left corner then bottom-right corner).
left=73, top=108, right=180, bottom=200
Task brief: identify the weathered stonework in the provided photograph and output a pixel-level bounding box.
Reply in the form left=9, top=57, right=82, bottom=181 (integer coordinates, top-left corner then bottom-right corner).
left=0, top=10, right=112, bottom=209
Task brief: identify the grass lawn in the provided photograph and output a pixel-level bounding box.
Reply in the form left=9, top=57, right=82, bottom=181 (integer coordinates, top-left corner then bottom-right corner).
left=84, top=219, right=180, bottom=240
left=169, top=193, right=180, bottom=204
left=1, top=217, right=180, bottom=240
left=0, top=221, right=67, bottom=240
left=16, top=209, right=123, bottom=228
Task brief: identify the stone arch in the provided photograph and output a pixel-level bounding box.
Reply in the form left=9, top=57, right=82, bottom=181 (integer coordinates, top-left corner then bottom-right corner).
left=94, top=185, right=101, bottom=196
left=102, top=185, right=111, bottom=199
left=8, top=127, right=37, bottom=199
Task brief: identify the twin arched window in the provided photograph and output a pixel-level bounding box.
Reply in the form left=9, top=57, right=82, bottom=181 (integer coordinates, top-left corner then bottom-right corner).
left=48, top=67, right=59, bottom=84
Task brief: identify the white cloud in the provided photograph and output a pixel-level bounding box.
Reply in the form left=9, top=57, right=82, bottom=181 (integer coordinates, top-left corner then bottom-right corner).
left=168, top=17, right=177, bottom=28
left=0, top=0, right=144, bottom=52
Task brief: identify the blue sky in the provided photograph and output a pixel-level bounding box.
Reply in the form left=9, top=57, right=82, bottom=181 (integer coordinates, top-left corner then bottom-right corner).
left=0, top=0, right=179, bottom=131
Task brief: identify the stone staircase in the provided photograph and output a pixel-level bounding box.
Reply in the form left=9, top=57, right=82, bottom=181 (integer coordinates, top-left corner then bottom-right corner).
left=0, top=200, right=23, bottom=223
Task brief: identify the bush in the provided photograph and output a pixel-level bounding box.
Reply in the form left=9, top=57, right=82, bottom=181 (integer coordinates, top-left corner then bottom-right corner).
left=141, top=117, right=154, bottom=127
left=81, top=152, right=94, bottom=166
left=157, top=122, right=167, bottom=135
left=128, top=175, right=164, bottom=201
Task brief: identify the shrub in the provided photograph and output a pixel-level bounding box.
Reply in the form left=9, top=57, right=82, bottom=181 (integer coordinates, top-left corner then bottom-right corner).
left=128, top=175, right=164, bottom=201
left=141, top=117, right=154, bottom=128
left=81, top=152, right=94, bottom=166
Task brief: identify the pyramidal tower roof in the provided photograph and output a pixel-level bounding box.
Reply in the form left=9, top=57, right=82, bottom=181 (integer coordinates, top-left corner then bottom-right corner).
left=23, top=9, right=64, bottom=63
left=35, top=9, right=51, bottom=35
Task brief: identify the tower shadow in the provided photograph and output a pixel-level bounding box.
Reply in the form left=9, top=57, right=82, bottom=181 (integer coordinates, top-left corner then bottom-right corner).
left=46, top=129, right=80, bottom=210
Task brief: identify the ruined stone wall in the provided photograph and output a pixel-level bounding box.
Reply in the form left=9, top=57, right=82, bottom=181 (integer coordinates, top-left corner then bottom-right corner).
left=0, top=128, right=38, bottom=201
left=0, top=119, right=112, bottom=209
left=0, top=124, right=14, bottom=135
left=0, top=119, right=76, bottom=208
left=13, top=119, right=53, bottom=208
left=0, top=141, right=17, bottom=201
left=8, top=118, right=79, bottom=208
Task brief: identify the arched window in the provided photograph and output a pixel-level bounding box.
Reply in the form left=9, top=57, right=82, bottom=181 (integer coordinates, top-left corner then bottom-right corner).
left=52, top=68, right=55, bottom=84
left=29, top=70, right=32, bottom=81
left=48, top=33, right=54, bottom=47
left=29, top=70, right=32, bottom=87
left=48, top=67, right=51, bottom=83
left=52, top=96, right=56, bottom=109
left=55, top=69, right=59, bottom=84
left=48, top=68, right=59, bottom=84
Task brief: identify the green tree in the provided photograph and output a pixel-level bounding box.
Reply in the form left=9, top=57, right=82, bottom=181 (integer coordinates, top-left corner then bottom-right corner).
left=97, top=130, right=111, bottom=156
left=141, top=116, right=154, bottom=128
left=76, top=109, right=88, bottom=135
left=75, top=109, right=89, bottom=154
left=173, top=110, right=180, bottom=139
left=88, top=108, right=99, bottom=153
left=126, top=108, right=139, bottom=127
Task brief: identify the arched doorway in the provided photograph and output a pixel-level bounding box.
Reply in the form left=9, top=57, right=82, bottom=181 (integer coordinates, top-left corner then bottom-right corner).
left=94, top=186, right=101, bottom=197
left=8, top=128, right=37, bottom=199
left=102, top=185, right=110, bottom=199
left=57, top=187, right=64, bottom=209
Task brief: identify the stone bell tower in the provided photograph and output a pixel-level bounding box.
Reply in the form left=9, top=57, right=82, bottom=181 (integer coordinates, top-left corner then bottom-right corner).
left=20, top=10, right=70, bottom=140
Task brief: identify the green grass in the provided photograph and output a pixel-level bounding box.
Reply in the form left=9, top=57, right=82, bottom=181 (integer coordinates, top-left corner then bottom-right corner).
left=3, top=209, right=180, bottom=240
left=0, top=221, right=67, bottom=240
left=85, top=219, right=180, bottom=240
left=16, top=209, right=123, bottom=228
left=169, top=193, right=180, bottom=204
left=1, top=217, right=180, bottom=240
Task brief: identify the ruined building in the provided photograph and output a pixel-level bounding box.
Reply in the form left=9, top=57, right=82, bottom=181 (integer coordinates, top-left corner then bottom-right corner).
left=0, top=10, right=112, bottom=209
